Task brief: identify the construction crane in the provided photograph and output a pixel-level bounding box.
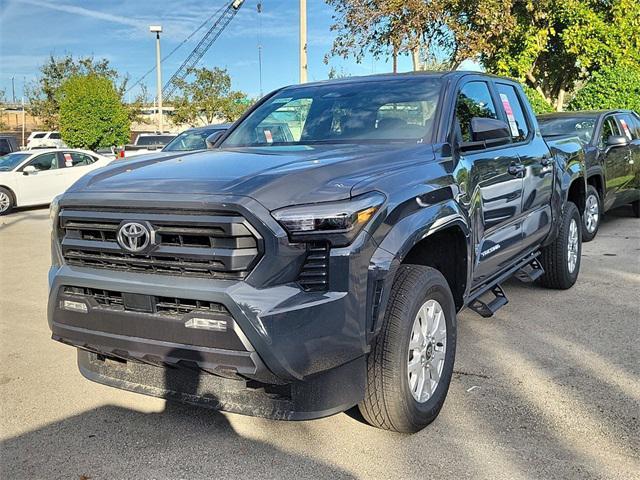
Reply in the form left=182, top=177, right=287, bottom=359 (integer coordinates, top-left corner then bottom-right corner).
left=162, top=0, right=245, bottom=98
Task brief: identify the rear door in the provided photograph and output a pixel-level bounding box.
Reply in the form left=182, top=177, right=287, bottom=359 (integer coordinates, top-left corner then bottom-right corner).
left=494, top=81, right=554, bottom=250
left=615, top=113, right=640, bottom=203
left=598, top=115, right=632, bottom=209
left=452, top=79, right=525, bottom=286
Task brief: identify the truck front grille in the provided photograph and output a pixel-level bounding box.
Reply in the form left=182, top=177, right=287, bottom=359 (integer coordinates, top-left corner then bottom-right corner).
left=59, top=208, right=261, bottom=279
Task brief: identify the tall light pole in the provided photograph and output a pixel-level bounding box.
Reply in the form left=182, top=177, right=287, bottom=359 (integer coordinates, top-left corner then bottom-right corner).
left=299, top=0, right=307, bottom=83
left=150, top=25, right=163, bottom=133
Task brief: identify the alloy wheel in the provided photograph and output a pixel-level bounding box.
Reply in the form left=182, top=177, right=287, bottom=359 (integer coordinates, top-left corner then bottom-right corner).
left=0, top=192, right=10, bottom=213
left=407, top=299, right=447, bottom=403
left=584, top=193, right=599, bottom=234
left=567, top=218, right=579, bottom=273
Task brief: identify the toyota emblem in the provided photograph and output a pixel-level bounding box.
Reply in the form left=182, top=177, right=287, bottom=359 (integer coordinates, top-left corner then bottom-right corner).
left=117, top=222, right=152, bottom=253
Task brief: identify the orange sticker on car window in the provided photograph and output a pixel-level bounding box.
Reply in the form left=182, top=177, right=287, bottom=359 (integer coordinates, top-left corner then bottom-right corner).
left=63, top=153, right=73, bottom=167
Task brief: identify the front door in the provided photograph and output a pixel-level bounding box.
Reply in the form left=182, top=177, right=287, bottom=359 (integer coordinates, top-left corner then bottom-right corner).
left=615, top=113, right=640, bottom=204
left=452, top=80, right=524, bottom=286
left=16, top=152, right=66, bottom=205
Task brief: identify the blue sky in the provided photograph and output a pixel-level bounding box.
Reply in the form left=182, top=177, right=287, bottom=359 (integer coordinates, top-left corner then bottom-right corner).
left=0, top=0, right=481, bottom=101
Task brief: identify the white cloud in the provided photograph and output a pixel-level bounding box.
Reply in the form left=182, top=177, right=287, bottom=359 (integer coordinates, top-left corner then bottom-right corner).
left=14, top=0, right=142, bottom=27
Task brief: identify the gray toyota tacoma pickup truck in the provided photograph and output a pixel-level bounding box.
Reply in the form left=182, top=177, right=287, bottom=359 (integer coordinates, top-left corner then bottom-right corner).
left=48, top=72, right=586, bottom=433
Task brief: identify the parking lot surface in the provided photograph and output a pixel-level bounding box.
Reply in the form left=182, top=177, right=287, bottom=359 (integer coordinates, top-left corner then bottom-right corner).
left=1, top=206, right=638, bottom=480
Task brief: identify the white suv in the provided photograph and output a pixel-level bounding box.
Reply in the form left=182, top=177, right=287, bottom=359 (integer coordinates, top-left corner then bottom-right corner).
left=26, top=131, right=67, bottom=149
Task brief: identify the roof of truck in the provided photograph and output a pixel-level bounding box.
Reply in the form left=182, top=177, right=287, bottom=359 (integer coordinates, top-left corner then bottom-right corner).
left=284, top=70, right=509, bottom=89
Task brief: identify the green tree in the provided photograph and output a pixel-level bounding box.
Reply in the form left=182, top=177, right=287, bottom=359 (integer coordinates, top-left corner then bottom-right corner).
left=326, top=0, right=514, bottom=70
left=26, top=55, right=128, bottom=129
left=569, top=65, right=640, bottom=111
left=58, top=75, right=130, bottom=150
left=523, top=85, right=554, bottom=114
left=171, top=67, right=249, bottom=126
left=482, top=0, right=640, bottom=110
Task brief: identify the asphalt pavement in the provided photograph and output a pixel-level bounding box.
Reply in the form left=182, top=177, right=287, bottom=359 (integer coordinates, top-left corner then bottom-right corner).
left=0, top=205, right=638, bottom=480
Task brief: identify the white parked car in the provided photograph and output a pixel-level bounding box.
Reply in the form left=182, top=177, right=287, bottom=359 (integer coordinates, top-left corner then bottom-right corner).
left=0, top=149, right=111, bottom=215
left=26, top=131, right=67, bottom=149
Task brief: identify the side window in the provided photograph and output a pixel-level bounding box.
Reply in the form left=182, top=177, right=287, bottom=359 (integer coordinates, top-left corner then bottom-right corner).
left=617, top=114, right=638, bottom=140
left=49, top=132, right=61, bottom=140
left=62, top=152, right=96, bottom=167
left=455, top=82, right=498, bottom=143
left=600, top=116, right=621, bottom=147
left=28, top=153, right=59, bottom=171
left=495, top=83, right=530, bottom=142
left=632, top=113, right=640, bottom=138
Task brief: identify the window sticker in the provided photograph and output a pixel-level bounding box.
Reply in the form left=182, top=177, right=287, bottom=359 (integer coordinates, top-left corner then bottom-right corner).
left=499, top=93, right=520, bottom=138
left=264, top=129, right=273, bottom=143
left=619, top=119, right=632, bottom=140
left=63, top=153, right=73, bottom=167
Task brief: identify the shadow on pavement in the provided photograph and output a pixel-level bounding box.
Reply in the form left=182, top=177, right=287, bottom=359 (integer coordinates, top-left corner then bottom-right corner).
left=0, top=350, right=357, bottom=480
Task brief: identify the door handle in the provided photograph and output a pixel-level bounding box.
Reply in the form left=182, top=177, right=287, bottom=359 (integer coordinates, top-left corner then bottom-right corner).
left=508, top=163, right=525, bottom=176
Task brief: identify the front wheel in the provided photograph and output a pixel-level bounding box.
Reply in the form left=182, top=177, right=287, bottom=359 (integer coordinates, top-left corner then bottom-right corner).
left=359, top=265, right=456, bottom=433
left=0, top=187, right=14, bottom=216
left=582, top=185, right=601, bottom=242
left=538, top=201, right=582, bottom=289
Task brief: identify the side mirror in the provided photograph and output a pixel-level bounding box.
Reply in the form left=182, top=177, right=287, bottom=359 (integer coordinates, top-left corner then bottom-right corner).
left=470, top=117, right=511, bottom=142
left=23, top=165, right=37, bottom=175
left=459, top=117, right=511, bottom=151
left=205, top=130, right=225, bottom=149
left=606, top=135, right=629, bottom=148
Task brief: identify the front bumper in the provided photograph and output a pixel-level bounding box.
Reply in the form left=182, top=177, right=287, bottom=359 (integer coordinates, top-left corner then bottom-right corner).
left=48, top=192, right=376, bottom=419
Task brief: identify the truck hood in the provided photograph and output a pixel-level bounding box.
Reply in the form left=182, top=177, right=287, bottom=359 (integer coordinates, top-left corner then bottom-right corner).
left=68, top=143, right=435, bottom=210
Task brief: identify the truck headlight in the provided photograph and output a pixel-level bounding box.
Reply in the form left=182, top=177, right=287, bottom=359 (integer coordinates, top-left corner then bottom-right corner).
left=272, top=192, right=385, bottom=246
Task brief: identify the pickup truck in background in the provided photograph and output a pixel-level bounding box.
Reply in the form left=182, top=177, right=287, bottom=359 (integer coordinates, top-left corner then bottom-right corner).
left=112, top=124, right=232, bottom=162
left=114, top=132, right=176, bottom=159
left=48, top=72, right=586, bottom=433
left=538, top=110, right=640, bottom=241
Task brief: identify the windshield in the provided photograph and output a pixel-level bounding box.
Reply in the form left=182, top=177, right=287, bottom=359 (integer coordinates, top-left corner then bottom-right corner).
left=0, top=152, right=31, bottom=171
left=222, top=77, right=443, bottom=147
left=538, top=116, right=597, bottom=143
left=136, top=135, right=175, bottom=146
left=163, top=128, right=225, bottom=152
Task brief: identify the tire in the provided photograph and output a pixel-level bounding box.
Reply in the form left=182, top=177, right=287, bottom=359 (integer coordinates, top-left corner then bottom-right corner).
left=538, top=201, right=581, bottom=289
left=359, top=265, right=456, bottom=433
left=0, top=187, right=14, bottom=216
left=632, top=200, right=640, bottom=218
left=582, top=185, right=601, bottom=242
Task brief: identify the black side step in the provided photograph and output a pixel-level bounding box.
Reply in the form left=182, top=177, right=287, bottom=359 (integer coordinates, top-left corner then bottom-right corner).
left=466, top=250, right=541, bottom=318
left=515, top=258, right=544, bottom=283
left=468, top=284, right=508, bottom=318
